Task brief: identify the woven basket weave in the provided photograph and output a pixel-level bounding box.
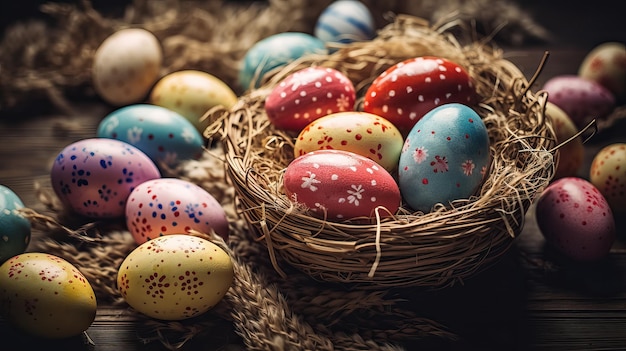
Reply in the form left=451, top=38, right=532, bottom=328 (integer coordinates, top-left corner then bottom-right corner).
left=207, top=14, right=557, bottom=288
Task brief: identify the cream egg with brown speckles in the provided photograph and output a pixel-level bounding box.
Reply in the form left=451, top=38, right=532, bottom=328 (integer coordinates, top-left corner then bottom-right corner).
left=117, top=234, right=234, bottom=320
left=149, top=70, right=238, bottom=133
left=0, top=253, right=97, bottom=338
left=92, top=28, right=163, bottom=106
left=590, top=143, right=626, bottom=214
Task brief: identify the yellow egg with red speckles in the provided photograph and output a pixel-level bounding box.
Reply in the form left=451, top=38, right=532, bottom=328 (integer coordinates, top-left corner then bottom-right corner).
left=117, top=234, right=233, bottom=320
left=0, top=253, right=97, bottom=338
left=590, top=143, right=626, bottom=214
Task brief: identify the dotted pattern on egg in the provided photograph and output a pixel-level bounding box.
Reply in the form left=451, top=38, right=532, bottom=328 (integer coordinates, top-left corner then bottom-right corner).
left=117, top=236, right=233, bottom=320
left=284, top=150, right=400, bottom=220
left=363, top=57, right=474, bottom=130
left=51, top=139, right=160, bottom=218
left=590, top=144, right=626, bottom=212
left=125, top=178, right=229, bottom=244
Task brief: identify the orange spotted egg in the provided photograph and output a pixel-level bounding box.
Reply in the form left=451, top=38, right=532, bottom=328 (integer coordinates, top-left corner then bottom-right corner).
left=117, top=234, right=234, bottom=320
left=0, top=253, right=97, bottom=338
left=590, top=143, right=626, bottom=214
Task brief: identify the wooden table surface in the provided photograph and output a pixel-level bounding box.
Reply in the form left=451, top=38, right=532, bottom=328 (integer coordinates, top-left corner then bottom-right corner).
left=1, top=2, right=626, bottom=350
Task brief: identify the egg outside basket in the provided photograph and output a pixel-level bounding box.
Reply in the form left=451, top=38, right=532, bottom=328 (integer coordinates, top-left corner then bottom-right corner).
left=208, top=15, right=558, bottom=289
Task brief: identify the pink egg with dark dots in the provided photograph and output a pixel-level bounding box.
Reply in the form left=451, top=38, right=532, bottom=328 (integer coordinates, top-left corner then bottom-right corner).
left=535, top=177, right=616, bottom=262
left=542, top=75, right=616, bottom=129
left=50, top=138, right=161, bottom=218
left=125, top=178, right=229, bottom=244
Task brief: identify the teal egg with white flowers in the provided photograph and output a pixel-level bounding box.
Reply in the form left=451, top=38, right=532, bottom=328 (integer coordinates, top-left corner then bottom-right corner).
left=238, top=32, right=327, bottom=90
left=0, top=185, right=31, bottom=264
left=97, top=104, right=204, bottom=168
left=398, top=103, right=491, bottom=213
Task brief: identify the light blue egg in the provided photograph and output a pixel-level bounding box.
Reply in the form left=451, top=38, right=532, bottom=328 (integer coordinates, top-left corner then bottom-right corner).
left=96, top=104, right=204, bottom=168
left=238, top=32, right=327, bottom=90
left=398, top=103, right=490, bottom=213
left=314, top=0, right=375, bottom=44
left=0, top=185, right=31, bottom=264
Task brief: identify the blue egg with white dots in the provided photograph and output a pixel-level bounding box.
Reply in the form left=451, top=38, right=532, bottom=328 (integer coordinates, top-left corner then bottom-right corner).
left=314, top=0, right=375, bottom=45
left=97, top=104, right=204, bottom=169
left=0, top=185, right=31, bottom=264
left=50, top=138, right=161, bottom=218
left=238, top=32, right=327, bottom=90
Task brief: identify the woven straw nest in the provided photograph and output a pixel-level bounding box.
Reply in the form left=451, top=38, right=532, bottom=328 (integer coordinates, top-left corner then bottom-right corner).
left=206, top=14, right=558, bottom=289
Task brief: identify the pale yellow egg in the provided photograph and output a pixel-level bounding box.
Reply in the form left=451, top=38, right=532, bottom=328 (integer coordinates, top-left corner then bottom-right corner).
left=149, top=70, right=238, bottom=133
left=545, top=102, right=585, bottom=179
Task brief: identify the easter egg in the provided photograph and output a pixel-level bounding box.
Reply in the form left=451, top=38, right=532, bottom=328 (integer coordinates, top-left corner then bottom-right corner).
left=117, top=234, right=234, bottom=320
left=0, top=253, right=97, bottom=338
left=363, top=56, right=477, bottom=134
left=294, top=111, right=403, bottom=172
left=544, top=102, right=585, bottom=179
left=149, top=70, right=238, bottom=133
left=0, top=185, right=31, bottom=264
left=398, top=103, right=490, bottom=213
left=239, top=32, right=327, bottom=90
left=590, top=143, right=626, bottom=214
left=265, top=66, right=356, bottom=132
left=125, top=178, right=229, bottom=244
left=579, top=42, right=626, bottom=101
left=543, top=75, right=615, bottom=129
left=283, top=149, right=401, bottom=221
left=50, top=138, right=161, bottom=218
left=92, top=28, right=163, bottom=106
left=535, top=177, right=616, bottom=261
left=97, top=104, right=204, bottom=168
left=314, top=0, right=375, bottom=44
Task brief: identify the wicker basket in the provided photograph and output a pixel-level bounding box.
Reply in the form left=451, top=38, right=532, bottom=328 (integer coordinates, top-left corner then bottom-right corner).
left=206, top=15, right=558, bottom=289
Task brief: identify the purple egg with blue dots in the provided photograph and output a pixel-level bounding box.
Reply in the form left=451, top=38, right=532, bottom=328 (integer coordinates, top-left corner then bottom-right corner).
left=50, top=138, right=161, bottom=218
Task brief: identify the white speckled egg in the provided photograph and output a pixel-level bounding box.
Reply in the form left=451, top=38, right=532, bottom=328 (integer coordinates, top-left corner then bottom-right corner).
left=117, top=234, right=234, bottom=320
left=125, top=178, right=229, bottom=244
left=398, top=103, right=490, bottom=213
left=590, top=143, right=626, bottom=214
left=50, top=138, right=161, bottom=218
left=544, top=102, right=585, bottom=179
left=0, top=253, right=97, bottom=338
left=315, top=0, right=375, bottom=44
left=0, top=185, right=31, bottom=264
left=92, top=28, right=163, bottom=106
left=96, top=104, right=205, bottom=168
left=149, top=70, right=238, bottom=133
left=579, top=42, right=626, bottom=101
left=239, top=32, right=327, bottom=90
left=535, top=177, right=616, bottom=261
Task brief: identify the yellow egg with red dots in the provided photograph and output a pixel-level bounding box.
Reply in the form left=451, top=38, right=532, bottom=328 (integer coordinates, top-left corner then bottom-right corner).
left=117, top=234, right=234, bottom=320
left=590, top=143, right=626, bottom=214
left=294, top=111, right=404, bottom=172
left=0, top=253, right=97, bottom=338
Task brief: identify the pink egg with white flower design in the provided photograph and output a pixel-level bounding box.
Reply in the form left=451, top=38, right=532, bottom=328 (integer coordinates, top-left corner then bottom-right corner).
left=535, top=177, right=616, bottom=262
left=283, top=149, right=401, bottom=221
left=398, top=103, right=490, bottom=213
left=125, top=178, right=229, bottom=244
left=363, top=56, right=477, bottom=134
left=265, top=66, right=356, bottom=132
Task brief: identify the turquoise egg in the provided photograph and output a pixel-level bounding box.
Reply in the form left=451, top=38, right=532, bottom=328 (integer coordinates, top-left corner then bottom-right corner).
left=398, top=103, right=490, bottom=213
left=238, top=32, right=327, bottom=90
left=0, top=185, right=31, bottom=264
left=97, top=104, right=204, bottom=168
left=315, top=0, right=375, bottom=44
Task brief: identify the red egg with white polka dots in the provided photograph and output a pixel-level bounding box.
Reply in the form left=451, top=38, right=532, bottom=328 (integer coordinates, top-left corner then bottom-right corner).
left=264, top=66, right=356, bottom=132
left=535, top=177, right=616, bottom=262
left=363, top=56, right=477, bottom=134
left=283, top=149, right=401, bottom=221
left=125, top=178, right=229, bottom=244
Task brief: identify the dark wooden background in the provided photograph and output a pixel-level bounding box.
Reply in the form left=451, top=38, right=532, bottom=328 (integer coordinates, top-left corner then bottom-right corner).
left=1, top=1, right=626, bottom=350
